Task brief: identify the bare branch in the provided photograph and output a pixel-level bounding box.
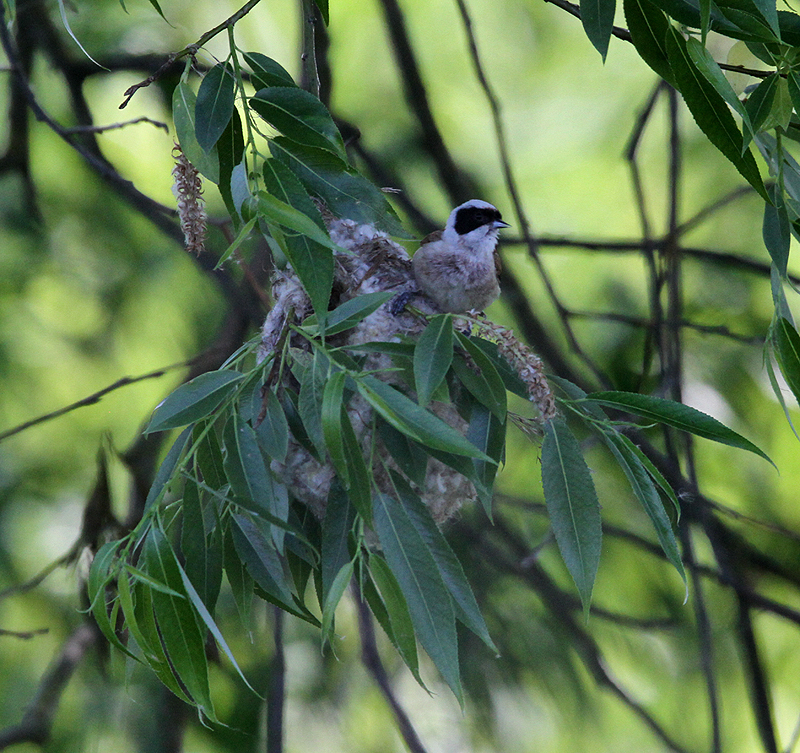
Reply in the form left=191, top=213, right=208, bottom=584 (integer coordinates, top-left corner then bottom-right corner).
left=0, top=624, right=97, bottom=750
left=119, top=0, right=265, bottom=108
left=355, top=587, right=429, bottom=753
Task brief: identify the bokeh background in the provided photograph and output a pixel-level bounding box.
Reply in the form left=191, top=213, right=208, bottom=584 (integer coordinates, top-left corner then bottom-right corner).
left=1, top=0, right=799, bottom=751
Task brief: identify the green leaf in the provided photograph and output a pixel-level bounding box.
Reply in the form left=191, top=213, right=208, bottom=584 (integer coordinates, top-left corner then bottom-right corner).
left=378, top=420, right=429, bottom=488
left=195, top=62, right=236, bottom=153
left=586, top=390, right=775, bottom=465
left=269, top=137, right=411, bottom=237
left=320, top=481, right=356, bottom=605
left=453, top=332, right=508, bottom=419
left=143, top=526, right=216, bottom=720
left=256, top=190, right=339, bottom=255
left=314, top=0, right=329, bottom=24
left=181, top=481, right=223, bottom=612
left=745, top=72, right=779, bottom=136
left=147, top=370, right=243, bottom=433
left=340, top=407, right=373, bottom=522
left=251, top=87, right=347, bottom=161
left=231, top=512, right=318, bottom=623
left=323, top=291, right=396, bottom=336
left=119, top=574, right=195, bottom=703
left=414, top=315, right=454, bottom=407
left=144, top=426, right=193, bottom=511
left=581, top=0, right=617, bottom=60
left=541, top=419, right=602, bottom=615
left=665, top=28, right=768, bottom=200
left=243, top=52, right=296, bottom=89
left=194, top=422, right=227, bottom=489
left=365, top=554, right=423, bottom=684
left=87, top=541, right=138, bottom=660
left=787, top=71, right=800, bottom=121
left=255, top=387, right=290, bottom=462
left=217, top=108, right=245, bottom=220
left=261, top=159, right=333, bottom=318
left=623, top=0, right=676, bottom=85
left=774, top=317, right=800, bottom=408
left=372, top=493, right=462, bottom=703
left=215, top=216, right=257, bottom=269
left=172, top=80, right=220, bottom=182
left=764, top=182, right=790, bottom=276
left=600, top=432, right=686, bottom=585
left=224, top=524, right=254, bottom=630
left=749, top=0, right=780, bottom=38
left=145, top=0, right=169, bottom=21
left=357, top=376, right=493, bottom=461
left=173, top=554, right=257, bottom=694
left=322, top=371, right=348, bottom=483
left=465, top=401, right=506, bottom=517
left=684, top=38, right=754, bottom=145
left=321, top=561, right=354, bottom=645
left=390, top=473, right=497, bottom=653
left=298, top=349, right=330, bottom=458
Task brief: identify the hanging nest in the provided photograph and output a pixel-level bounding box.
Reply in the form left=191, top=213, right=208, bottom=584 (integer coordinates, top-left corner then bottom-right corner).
left=257, top=208, right=556, bottom=526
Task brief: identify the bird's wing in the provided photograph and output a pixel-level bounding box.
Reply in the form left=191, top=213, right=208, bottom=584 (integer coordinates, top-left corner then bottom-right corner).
left=494, top=249, right=502, bottom=277
left=419, top=229, right=444, bottom=246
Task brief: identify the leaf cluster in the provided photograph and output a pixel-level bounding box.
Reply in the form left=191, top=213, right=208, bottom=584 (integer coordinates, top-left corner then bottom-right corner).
left=88, top=37, right=777, bottom=715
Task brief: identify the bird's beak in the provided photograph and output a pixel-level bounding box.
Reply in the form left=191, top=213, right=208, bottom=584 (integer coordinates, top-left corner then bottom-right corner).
left=494, top=220, right=511, bottom=229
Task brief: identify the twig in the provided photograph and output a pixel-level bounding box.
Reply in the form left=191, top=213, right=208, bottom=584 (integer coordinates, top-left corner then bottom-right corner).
left=0, top=628, right=49, bottom=640
left=0, top=623, right=97, bottom=749
left=63, top=116, right=169, bottom=134
left=299, top=0, right=320, bottom=98
left=565, top=309, right=762, bottom=344
left=542, top=0, right=770, bottom=79
left=119, top=0, right=265, bottom=108
left=377, top=0, right=477, bottom=202
left=355, top=588, right=429, bottom=753
left=0, top=359, right=197, bottom=443
left=266, top=606, right=285, bottom=753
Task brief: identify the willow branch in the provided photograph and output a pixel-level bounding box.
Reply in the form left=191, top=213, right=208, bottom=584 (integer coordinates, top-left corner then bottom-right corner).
left=119, top=0, right=265, bottom=107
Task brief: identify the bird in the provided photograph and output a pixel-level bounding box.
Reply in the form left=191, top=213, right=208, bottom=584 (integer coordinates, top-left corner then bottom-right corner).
left=411, top=199, right=510, bottom=314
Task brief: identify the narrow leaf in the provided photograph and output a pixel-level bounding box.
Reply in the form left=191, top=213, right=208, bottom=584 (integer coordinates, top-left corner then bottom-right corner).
left=322, top=371, right=348, bottom=483
left=685, top=37, right=754, bottom=144
left=144, top=426, right=193, bottom=511
left=324, top=291, right=395, bottom=336
left=745, top=72, right=779, bottom=136
left=357, top=376, right=493, bottom=461
left=195, top=62, right=236, bottom=153
left=255, top=387, right=290, bottom=462
left=269, top=137, right=410, bottom=237
left=365, top=554, right=423, bottom=684
left=261, top=159, right=333, bottom=318
left=586, top=390, right=774, bottom=465
left=763, top=182, right=790, bottom=276
left=321, top=481, right=355, bottom=605
left=580, top=0, right=617, bottom=60
left=144, top=527, right=216, bottom=719
left=373, top=493, right=462, bottom=702
left=390, top=473, right=497, bottom=653
left=774, top=317, right=800, bottom=407
left=147, top=371, right=243, bottom=433
left=666, top=28, right=768, bottom=200
left=601, top=432, right=686, bottom=585
left=243, top=52, right=296, bottom=89
left=541, top=419, right=602, bottom=615
left=623, top=0, right=676, bottom=85
left=415, top=315, right=454, bottom=407
left=172, top=80, right=219, bottom=182
left=251, top=87, right=347, bottom=161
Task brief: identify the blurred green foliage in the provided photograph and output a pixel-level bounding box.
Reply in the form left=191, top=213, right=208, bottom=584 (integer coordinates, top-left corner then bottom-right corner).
left=2, top=0, right=800, bottom=752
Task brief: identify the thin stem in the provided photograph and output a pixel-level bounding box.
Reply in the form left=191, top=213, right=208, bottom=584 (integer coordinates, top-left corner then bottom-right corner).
left=120, top=0, right=265, bottom=107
